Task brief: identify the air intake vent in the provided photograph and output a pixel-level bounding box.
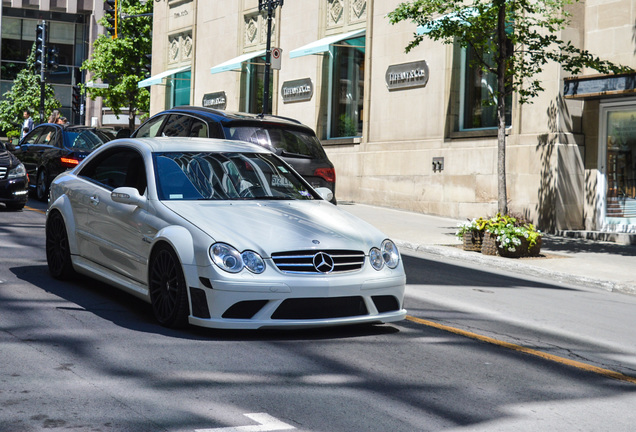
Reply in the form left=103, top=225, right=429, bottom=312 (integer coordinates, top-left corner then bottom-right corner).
left=271, top=250, right=365, bottom=274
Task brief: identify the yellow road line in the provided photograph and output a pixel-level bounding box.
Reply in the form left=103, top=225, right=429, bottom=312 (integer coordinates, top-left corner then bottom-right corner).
left=406, top=315, right=636, bottom=385
left=25, top=205, right=46, bottom=215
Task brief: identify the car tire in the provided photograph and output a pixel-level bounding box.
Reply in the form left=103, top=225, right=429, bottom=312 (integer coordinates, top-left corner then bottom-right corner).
left=36, top=169, right=48, bottom=202
left=46, top=211, right=76, bottom=280
left=149, top=244, right=189, bottom=328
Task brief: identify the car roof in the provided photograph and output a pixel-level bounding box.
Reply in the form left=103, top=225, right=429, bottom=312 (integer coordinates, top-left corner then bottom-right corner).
left=157, top=106, right=311, bottom=129
left=111, top=137, right=273, bottom=154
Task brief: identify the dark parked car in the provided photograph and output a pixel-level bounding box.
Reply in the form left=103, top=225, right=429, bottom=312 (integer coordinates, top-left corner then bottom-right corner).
left=0, top=141, right=28, bottom=210
left=13, top=124, right=114, bottom=201
left=132, top=107, right=337, bottom=202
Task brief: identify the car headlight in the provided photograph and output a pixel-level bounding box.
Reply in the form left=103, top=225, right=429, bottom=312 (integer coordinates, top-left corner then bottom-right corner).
left=382, top=239, right=400, bottom=269
left=209, top=243, right=265, bottom=274
left=241, top=250, right=265, bottom=274
left=7, top=163, right=26, bottom=179
left=369, top=247, right=384, bottom=270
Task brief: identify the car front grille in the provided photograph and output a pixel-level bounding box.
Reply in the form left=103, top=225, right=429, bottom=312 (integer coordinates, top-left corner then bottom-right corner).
left=271, top=249, right=365, bottom=274
left=0, top=167, right=7, bottom=179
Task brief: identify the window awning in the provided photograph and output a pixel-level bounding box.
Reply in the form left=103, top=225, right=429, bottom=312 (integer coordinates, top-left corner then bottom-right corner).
left=289, top=29, right=365, bottom=59
left=210, top=50, right=266, bottom=74
left=416, top=8, right=479, bottom=35
left=138, top=65, right=191, bottom=88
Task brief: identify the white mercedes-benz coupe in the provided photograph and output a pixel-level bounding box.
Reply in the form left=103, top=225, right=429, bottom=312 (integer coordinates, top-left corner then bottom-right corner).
left=46, top=137, right=406, bottom=329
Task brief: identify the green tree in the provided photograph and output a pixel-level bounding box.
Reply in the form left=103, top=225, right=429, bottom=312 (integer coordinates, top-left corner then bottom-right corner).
left=81, top=0, right=153, bottom=131
left=0, top=46, right=61, bottom=140
left=388, top=0, right=631, bottom=215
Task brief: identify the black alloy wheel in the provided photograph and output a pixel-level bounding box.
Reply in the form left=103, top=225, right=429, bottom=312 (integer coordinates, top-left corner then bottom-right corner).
left=36, top=169, right=48, bottom=202
left=148, top=244, right=189, bottom=328
left=46, top=211, right=76, bottom=280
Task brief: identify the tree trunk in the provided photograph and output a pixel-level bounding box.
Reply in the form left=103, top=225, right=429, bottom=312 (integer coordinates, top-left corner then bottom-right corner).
left=496, top=1, right=508, bottom=215
left=128, top=105, right=136, bottom=132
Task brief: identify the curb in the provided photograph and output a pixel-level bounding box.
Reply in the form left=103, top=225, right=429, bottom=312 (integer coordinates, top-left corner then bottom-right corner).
left=395, top=239, right=636, bottom=297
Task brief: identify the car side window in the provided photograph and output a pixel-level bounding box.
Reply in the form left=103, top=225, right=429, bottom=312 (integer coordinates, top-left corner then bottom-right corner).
left=21, top=128, right=44, bottom=145
left=135, top=116, right=165, bottom=137
left=162, top=115, right=192, bottom=137
left=37, top=126, right=58, bottom=145
left=190, top=119, right=209, bottom=137
left=79, top=147, right=147, bottom=193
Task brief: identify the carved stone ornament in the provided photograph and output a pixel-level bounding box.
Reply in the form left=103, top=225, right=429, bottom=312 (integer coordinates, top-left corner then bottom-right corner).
left=352, top=0, right=366, bottom=20
left=328, top=0, right=344, bottom=26
left=183, top=34, right=193, bottom=59
left=168, top=37, right=179, bottom=63
left=245, top=16, right=258, bottom=44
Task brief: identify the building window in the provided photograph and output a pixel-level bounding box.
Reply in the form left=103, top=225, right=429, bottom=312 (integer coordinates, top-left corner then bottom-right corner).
left=459, top=46, right=511, bottom=130
left=169, top=70, right=191, bottom=107
left=241, top=56, right=272, bottom=114
left=329, top=35, right=365, bottom=138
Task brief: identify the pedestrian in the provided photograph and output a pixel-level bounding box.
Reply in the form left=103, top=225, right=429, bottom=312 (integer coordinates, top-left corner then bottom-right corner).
left=21, top=110, right=34, bottom=139
left=56, top=117, right=68, bottom=125
left=47, top=109, right=60, bottom=124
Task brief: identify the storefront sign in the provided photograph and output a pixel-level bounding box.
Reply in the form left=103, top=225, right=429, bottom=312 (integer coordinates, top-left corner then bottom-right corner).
left=385, top=60, right=429, bottom=91
left=281, top=78, right=313, bottom=103
left=564, top=73, right=636, bottom=99
left=202, top=91, right=227, bottom=110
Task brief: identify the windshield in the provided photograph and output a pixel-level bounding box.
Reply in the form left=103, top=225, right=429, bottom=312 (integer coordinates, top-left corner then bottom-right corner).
left=65, top=130, right=110, bottom=151
left=154, top=152, right=319, bottom=201
left=224, top=126, right=327, bottom=159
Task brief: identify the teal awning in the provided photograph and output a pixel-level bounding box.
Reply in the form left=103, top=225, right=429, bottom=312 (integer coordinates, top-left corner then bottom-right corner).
left=138, top=65, right=191, bottom=88
left=137, top=65, right=191, bottom=88
left=210, top=50, right=266, bottom=74
left=289, top=29, right=365, bottom=59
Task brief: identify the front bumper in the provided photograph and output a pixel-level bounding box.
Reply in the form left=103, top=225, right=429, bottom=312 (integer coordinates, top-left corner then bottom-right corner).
left=184, top=263, right=407, bottom=329
left=0, top=177, right=28, bottom=206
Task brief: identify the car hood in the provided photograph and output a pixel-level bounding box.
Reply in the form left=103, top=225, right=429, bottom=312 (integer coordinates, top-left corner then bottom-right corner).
left=0, top=149, right=20, bottom=168
left=161, top=200, right=387, bottom=255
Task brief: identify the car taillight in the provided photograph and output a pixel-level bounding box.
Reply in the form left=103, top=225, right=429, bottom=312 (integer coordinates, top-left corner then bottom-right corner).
left=314, top=167, right=335, bottom=183
left=60, top=157, right=80, bottom=168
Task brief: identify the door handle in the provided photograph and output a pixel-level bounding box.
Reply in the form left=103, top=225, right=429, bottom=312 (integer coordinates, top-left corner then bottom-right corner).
left=90, top=195, right=99, bottom=206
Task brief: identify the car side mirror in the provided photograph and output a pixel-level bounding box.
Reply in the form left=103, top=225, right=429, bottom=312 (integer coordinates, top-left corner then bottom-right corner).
left=315, top=187, right=333, bottom=202
left=111, top=187, right=147, bottom=207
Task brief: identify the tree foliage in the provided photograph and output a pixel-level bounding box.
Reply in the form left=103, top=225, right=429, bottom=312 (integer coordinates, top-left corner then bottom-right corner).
left=388, top=0, right=632, bottom=215
left=0, top=46, right=61, bottom=139
left=81, top=0, right=153, bottom=130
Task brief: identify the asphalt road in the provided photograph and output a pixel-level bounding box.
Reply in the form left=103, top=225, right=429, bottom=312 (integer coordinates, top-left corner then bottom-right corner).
left=1, top=201, right=636, bottom=431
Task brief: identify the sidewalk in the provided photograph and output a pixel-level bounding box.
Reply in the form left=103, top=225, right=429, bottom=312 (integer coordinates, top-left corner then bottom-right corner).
left=340, top=203, right=636, bottom=296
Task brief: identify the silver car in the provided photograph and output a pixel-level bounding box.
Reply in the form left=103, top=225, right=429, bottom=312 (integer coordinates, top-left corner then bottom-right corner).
left=46, top=137, right=406, bottom=329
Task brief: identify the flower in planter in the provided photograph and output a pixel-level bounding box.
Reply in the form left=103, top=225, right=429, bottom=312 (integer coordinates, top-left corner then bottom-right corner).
left=485, top=214, right=541, bottom=255
left=455, top=217, right=488, bottom=238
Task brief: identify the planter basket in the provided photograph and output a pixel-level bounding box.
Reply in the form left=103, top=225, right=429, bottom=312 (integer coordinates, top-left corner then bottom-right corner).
left=462, top=231, right=483, bottom=252
left=497, top=236, right=542, bottom=258
left=481, top=233, right=498, bottom=256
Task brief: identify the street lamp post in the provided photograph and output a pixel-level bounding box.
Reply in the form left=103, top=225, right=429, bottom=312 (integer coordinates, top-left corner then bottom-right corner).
left=258, top=0, right=283, bottom=115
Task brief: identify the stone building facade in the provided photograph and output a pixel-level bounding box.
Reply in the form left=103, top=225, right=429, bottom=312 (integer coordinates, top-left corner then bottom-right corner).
left=144, top=0, right=636, bottom=233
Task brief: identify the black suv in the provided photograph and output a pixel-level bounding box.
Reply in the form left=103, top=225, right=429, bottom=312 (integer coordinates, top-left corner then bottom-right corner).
left=132, top=107, right=336, bottom=202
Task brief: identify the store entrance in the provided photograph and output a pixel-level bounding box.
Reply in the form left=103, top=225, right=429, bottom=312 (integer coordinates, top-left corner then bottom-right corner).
left=604, top=106, right=636, bottom=226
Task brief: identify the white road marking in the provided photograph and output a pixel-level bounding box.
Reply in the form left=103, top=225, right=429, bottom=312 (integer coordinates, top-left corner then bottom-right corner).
left=195, top=412, right=296, bottom=432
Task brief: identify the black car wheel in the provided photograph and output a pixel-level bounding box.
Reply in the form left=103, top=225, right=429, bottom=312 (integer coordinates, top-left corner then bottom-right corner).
left=149, top=244, right=189, bottom=328
left=46, top=211, right=76, bottom=280
left=36, top=169, right=48, bottom=202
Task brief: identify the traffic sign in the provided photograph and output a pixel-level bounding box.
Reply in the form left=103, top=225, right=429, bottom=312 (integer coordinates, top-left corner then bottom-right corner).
left=271, top=47, right=282, bottom=70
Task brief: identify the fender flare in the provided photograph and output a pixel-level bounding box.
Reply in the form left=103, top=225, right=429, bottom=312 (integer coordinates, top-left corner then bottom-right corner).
left=150, top=225, right=196, bottom=266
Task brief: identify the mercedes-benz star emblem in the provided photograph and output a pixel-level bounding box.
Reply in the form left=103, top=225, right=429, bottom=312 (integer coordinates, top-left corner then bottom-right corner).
left=313, top=252, right=335, bottom=273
